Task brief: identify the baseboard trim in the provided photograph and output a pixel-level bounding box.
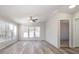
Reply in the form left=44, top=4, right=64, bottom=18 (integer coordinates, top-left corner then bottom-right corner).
left=19, top=40, right=44, bottom=41
left=44, top=40, right=64, bottom=53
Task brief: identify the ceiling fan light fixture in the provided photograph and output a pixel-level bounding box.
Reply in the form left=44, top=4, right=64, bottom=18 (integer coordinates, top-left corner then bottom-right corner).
left=26, top=16, right=39, bottom=24
left=29, top=20, right=33, bottom=23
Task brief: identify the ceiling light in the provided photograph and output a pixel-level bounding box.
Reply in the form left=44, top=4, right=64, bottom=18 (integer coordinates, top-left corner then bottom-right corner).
left=69, top=5, right=76, bottom=9
left=29, top=20, right=33, bottom=23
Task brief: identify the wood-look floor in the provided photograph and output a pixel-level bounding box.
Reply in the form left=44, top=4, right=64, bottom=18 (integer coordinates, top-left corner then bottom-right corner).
left=0, top=40, right=79, bottom=54
left=60, top=40, right=69, bottom=48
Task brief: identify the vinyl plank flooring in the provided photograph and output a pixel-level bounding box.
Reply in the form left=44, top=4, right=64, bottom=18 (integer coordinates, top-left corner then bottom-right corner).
left=0, top=40, right=79, bottom=54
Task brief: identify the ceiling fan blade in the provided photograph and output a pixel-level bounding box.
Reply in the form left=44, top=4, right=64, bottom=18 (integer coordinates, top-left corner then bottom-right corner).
left=28, top=16, right=40, bottom=23
left=31, top=19, right=37, bottom=22
left=34, top=19, right=38, bottom=20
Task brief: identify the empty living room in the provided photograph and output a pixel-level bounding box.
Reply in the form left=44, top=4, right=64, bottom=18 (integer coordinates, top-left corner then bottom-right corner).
left=0, top=5, right=79, bottom=54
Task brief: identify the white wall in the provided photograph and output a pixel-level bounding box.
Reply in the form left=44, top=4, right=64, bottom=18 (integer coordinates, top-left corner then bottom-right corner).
left=46, top=18, right=58, bottom=47
left=19, top=22, right=45, bottom=40
left=46, top=12, right=72, bottom=48
left=40, top=22, right=46, bottom=40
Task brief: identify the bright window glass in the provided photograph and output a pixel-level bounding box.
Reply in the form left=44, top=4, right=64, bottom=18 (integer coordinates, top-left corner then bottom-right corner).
left=29, top=27, right=34, bottom=38
left=35, top=27, right=40, bottom=37
left=23, top=27, right=28, bottom=38
left=13, top=26, right=17, bottom=36
left=23, top=26, right=40, bottom=38
left=0, top=20, right=17, bottom=39
left=24, top=32, right=28, bottom=38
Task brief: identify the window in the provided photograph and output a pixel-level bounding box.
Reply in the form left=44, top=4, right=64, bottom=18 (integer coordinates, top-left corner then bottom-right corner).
left=23, top=26, right=40, bottom=38
left=23, top=27, right=28, bottom=38
left=35, top=27, right=40, bottom=37
left=14, top=25, right=17, bottom=36
left=24, top=32, right=28, bottom=38
left=0, top=21, right=8, bottom=39
left=29, top=27, right=34, bottom=38
left=9, top=23, right=14, bottom=30
left=0, top=20, right=17, bottom=40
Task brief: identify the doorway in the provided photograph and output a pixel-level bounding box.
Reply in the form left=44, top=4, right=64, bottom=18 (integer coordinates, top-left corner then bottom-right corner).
left=60, top=20, right=69, bottom=48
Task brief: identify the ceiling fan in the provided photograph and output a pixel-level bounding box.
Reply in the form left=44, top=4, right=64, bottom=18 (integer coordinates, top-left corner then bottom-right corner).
left=28, top=16, right=40, bottom=23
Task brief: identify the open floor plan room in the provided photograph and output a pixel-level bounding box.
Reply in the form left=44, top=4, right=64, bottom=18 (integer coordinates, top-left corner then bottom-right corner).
left=0, top=5, right=79, bottom=54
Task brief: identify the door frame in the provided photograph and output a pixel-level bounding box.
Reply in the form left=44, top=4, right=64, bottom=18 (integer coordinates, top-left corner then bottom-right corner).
left=73, top=18, right=79, bottom=47
left=58, top=19, right=72, bottom=48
